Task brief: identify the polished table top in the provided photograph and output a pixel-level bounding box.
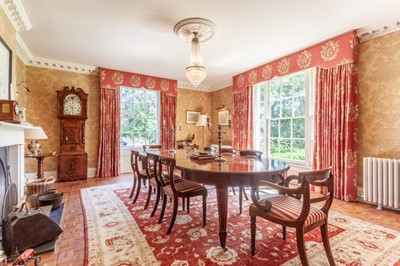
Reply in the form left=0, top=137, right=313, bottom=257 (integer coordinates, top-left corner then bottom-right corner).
left=145, top=149, right=290, bottom=186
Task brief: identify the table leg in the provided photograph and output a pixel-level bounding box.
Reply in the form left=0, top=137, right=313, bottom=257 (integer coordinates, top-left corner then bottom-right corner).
left=215, top=185, right=228, bottom=249
left=37, top=156, right=45, bottom=179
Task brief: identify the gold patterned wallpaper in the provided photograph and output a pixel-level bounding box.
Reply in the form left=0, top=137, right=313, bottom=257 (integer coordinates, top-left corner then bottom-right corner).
left=24, top=66, right=100, bottom=173
left=210, top=86, right=233, bottom=145
left=176, top=88, right=212, bottom=150
left=357, top=30, right=400, bottom=185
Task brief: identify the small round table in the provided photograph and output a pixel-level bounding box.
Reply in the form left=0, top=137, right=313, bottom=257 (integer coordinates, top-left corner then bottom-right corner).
left=25, top=153, right=55, bottom=179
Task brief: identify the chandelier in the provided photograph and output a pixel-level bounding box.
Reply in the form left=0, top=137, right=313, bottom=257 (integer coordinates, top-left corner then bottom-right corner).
left=174, top=18, right=216, bottom=88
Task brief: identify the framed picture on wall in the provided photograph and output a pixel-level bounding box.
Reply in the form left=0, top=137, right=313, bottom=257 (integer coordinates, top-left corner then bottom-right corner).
left=186, top=110, right=201, bottom=124
left=0, top=36, right=11, bottom=100
left=218, top=109, right=230, bottom=126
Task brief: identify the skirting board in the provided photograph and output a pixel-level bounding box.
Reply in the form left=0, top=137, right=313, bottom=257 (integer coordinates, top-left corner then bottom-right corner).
left=24, top=168, right=97, bottom=181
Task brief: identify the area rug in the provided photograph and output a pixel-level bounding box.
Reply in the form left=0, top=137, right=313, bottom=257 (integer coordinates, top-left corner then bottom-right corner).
left=81, top=185, right=400, bottom=266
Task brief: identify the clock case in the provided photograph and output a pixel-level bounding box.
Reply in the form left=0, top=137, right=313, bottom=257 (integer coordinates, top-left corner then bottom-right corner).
left=57, top=86, right=88, bottom=181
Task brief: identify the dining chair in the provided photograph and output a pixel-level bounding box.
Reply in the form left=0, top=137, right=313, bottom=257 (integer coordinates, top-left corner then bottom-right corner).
left=238, top=149, right=264, bottom=214
left=143, top=144, right=162, bottom=151
left=130, top=150, right=148, bottom=204
left=220, top=148, right=248, bottom=214
left=249, top=168, right=335, bottom=266
left=204, top=146, right=217, bottom=153
left=157, top=156, right=208, bottom=234
left=144, top=153, right=184, bottom=217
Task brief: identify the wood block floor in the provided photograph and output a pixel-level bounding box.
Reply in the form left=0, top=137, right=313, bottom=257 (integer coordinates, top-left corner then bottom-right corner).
left=32, top=174, right=400, bottom=266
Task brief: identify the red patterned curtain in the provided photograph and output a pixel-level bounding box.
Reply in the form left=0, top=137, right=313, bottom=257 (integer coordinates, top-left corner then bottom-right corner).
left=313, top=63, right=358, bottom=201
left=96, top=86, right=120, bottom=177
left=160, top=93, right=177, bottom=150
left=96, top=67, right=177, bottom=177
left=232, top=86, right=254, bottom=150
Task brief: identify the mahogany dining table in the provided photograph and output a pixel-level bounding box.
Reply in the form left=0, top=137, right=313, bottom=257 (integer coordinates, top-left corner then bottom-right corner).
left=145, top=149, right=290, bottom=249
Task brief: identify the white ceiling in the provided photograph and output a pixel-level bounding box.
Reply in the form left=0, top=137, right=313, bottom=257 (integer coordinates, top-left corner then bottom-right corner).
left=17, top=0, right=400, bottom=89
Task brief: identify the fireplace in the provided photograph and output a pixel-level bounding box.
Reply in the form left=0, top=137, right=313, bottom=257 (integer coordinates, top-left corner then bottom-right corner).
left=0, top=147, right=10, bottom=220
left=0, top=122, right=33, bottom=203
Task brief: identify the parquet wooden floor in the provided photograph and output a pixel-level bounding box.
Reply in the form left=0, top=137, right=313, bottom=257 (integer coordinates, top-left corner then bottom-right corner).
left=32, top=174, right=400, bottom=266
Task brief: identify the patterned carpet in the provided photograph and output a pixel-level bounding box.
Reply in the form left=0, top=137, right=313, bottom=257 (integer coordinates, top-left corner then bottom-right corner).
left=81, top=185, right=400, bottom=266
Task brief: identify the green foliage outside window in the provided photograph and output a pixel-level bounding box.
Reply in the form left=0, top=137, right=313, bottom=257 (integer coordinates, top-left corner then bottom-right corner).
left=120, top=87, right=159, bottom=147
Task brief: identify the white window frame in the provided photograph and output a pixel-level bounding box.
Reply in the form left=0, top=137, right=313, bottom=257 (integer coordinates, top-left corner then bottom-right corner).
left=253, top=68, right=315, bottom=169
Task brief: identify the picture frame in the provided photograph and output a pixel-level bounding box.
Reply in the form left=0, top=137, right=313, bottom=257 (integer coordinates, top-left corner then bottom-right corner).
left=186, top=110, right=201, bottom=124
left=218, top=109, right=230, bottom=126
left=0, top=36, right=11, bottom=100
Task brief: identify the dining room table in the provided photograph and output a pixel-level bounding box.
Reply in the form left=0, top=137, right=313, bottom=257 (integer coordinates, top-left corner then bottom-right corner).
left=145, top=149, right=290, bottom=249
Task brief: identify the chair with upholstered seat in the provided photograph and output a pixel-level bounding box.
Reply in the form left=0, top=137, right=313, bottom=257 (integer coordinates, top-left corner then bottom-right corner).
left=157, top=156, right=208, bottom=234
left=130, top=150, right=148, bottom=204
left=204, top=146, right=217, bottom=153
left=239, top=149, right=262, bottom=160
left=144, top=153, right=184, bottom=217
left=249, top=168, right=335, bottom=266
left=143, top=144, right=162, bottom=151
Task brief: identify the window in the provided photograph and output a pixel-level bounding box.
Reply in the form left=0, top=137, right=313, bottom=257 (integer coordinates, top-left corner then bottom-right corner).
left=253, top=69, right=315, bottom=167
left=120, top=87, right=160, bottom=148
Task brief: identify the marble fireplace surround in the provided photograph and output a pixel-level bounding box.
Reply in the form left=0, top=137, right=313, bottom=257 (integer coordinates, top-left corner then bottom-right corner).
left=0, top=122, right=35, bottom=200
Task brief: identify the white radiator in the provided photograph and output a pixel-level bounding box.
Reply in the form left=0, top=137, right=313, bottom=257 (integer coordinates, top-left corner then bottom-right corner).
left=363, top=157, right=400, bottom=210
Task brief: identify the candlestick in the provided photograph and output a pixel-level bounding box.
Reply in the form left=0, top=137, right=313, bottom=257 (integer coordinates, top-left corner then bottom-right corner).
left=206, top=116, right=231, bottom=162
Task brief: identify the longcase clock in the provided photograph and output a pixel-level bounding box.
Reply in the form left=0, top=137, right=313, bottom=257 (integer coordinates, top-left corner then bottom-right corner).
left=57, top=86, right=88, bottom=181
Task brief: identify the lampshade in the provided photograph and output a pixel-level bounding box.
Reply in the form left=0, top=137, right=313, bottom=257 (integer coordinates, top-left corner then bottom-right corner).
left=174, top=18, right=216, bottom=88
left=195, top=115, right=208, bottom=126
left=24, top=127, right=48, bottom=140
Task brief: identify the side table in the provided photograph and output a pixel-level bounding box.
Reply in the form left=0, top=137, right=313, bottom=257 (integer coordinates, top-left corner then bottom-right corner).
left=25, top=153, right=56, bottom=179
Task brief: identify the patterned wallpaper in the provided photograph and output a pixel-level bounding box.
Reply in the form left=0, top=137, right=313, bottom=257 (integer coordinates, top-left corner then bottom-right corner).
left=210, top=86, right=233, bottom=145
left=24, top=66, right=100, bottom=173
left=176, top=88, right=212, bottom=150
left=357, top=30, right=400, bottom=185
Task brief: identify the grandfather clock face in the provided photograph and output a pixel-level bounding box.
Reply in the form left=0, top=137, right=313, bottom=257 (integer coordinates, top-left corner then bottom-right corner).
left=64, top=94, right=82, bottom=115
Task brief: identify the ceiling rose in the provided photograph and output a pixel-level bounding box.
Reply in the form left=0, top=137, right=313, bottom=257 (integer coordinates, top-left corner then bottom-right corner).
left=173, top=18, right=216, bottom=42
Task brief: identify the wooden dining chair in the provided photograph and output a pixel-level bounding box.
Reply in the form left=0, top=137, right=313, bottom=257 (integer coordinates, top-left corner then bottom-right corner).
left=157, top=156, right=208, bottom=234
left=237, top=149, right=263, bottom=213
left=143, top=144, right=162, bottom=151
left=249, top=168, right=335, bottom=266
left=144, top=153, right=184, bottom=217
left=130, top=150, right=148, bottom=204
left=204, top=146, right=217, bottom=153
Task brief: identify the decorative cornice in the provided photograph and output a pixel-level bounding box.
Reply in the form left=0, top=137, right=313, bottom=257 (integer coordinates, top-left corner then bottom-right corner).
left=15, top=34, right=32, bottom=64
left=209, top=78, right=233, bottom=92
left=0, top=0, right=32, bottom=32
left=177, top=80, right=212, bottom=92
left=357, top=13, right=400, bottom=42
left=28, top=57, right=98, bottom=75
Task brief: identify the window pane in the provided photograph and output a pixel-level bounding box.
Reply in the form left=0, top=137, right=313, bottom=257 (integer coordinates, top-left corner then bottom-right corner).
left=271, top=100, right=280, bottom=118
left=270, top=139, right=279, bottom=157
left=293, top=118, right=305, bottom=138
left=270, top=80, right=280, bottom=99
left=282, top=97, right=293, bottom=118
left=293, top=96, right=305, bottom=116
left=293, top=140, right=305, bottom=160
left=293, top=74, right=306, bottom=97
left=281, top=77, right=293, bottom=97
left=280, top=139, right=291, bottom=159
left=280, top=119, right=291, bottom=138
left=271, top=120, right=279, bottom=138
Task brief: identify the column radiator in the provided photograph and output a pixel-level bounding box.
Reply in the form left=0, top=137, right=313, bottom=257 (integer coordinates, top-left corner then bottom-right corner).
left=363, top=157, right=400, bottom=210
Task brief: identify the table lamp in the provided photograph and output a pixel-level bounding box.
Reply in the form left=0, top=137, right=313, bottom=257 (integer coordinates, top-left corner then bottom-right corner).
left=195, top=115, right=208, bottom=149
left=25, top=126, right=48, bottom=155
